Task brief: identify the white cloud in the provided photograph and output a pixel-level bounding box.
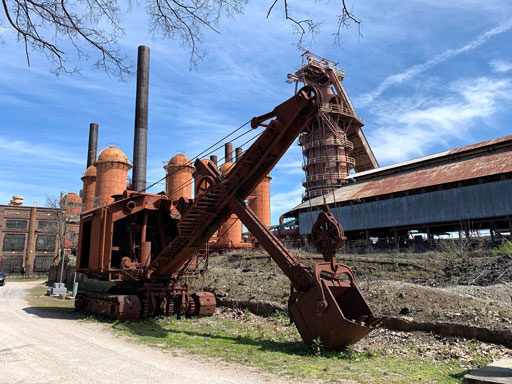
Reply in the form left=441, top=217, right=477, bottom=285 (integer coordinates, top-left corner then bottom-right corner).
left=275, top=160, right=303, bottom=175
left=0, top=137, right=83, bottom=165
left=271, top=187, right=304, bottom=214
left=411, top=0, right=512, bottom=11
left=489, top=59, right=512, bottom=73
left=368, top=76, right=512, bottom=163
left=356, top=17, right=512, bottom=106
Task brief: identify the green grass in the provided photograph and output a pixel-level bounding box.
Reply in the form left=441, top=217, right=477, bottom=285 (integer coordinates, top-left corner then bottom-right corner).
left=22, top=283, right=490, bottom=383
left=109, top=314, right=476, bottom=384
left=6, top=275, right=48, bottom=281
left=493, top=240, right=512, bottom=256
left=24, top=282, right=76, bottom=313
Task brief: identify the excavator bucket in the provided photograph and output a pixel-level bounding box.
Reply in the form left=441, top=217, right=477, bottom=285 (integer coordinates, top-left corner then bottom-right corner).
left=231, top=198, right=381, bottom=350
left=288, top=264, right=381, bottom=350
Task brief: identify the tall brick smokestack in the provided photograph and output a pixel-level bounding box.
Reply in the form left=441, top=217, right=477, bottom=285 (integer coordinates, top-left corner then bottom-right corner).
left=132, top=45, right=150, bottom=191
left=87, top=123, right=98, bottom=168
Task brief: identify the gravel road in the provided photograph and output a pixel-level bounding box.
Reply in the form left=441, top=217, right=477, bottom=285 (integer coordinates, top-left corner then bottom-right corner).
left=0, top=281, right=295, bottom=384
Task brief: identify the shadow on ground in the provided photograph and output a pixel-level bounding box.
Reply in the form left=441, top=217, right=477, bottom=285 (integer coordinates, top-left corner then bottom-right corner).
left=23, top=305, right=310, bottom=356
left=121, top=318, right=321, bottom=357
left=23, top=306, right=85, bottom=319
left=21, top=306, right=476, bottom=382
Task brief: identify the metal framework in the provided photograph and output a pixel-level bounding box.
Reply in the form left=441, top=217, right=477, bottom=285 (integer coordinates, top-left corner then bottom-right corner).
left=288, top=52, right=377, bottom=201
left=75, top=86, right=381, bottom=350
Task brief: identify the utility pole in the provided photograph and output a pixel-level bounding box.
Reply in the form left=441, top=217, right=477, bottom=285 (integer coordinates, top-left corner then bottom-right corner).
left=58, top=192, right=66, bottom=285
left=47, top=193, right=69, bottom=296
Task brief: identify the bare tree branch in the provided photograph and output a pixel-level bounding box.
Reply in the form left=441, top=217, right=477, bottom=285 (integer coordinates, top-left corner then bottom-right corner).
left=266, top=0, right=362, bottom=49
left=147, top=0, right=245, bottom=69
left=2, top=0, right=129, bottom=77
left=334, top=0, right=361, bottom=46
left=1, top=0, right=359, bottom=77
left=266, top=0, right=278, bottom=18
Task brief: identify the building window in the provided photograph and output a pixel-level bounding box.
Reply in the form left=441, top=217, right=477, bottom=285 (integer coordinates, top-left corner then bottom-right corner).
left=6, top=219, right=27, bottom=229
left=3, top=234, right=26, bottom=251
left=34, top=256, right=53, bottom=272
left=36, top=234, right=56, bottom=252
left=38, top=221, right=58, bottom=231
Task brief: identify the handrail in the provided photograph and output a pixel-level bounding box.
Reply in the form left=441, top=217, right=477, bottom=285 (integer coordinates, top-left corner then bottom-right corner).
left=301, top=138, right=354, bottom=151
left=319, top=103, right=353, bottom=116
left=303, top=155, right=347, bottom=166
left=302, top=155, right=355, bottom=167
left=302, top=186, right=343, bottom=199
left=303, top=172, right=347, bottom=182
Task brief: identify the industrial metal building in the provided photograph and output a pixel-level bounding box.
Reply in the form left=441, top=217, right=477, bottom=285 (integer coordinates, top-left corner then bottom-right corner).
left=284, top=135, right=512, bottom=245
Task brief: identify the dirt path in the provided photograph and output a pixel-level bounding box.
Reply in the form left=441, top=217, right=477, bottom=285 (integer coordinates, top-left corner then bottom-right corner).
left=0, top=281, right=296, bottom=384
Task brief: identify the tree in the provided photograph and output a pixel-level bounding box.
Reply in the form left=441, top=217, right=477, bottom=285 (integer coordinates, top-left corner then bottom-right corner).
left=266, top=0, right=360, bottom=48
left=44, top=194, right=79, bottom=263
left=1, top=0, right=361, bottom=77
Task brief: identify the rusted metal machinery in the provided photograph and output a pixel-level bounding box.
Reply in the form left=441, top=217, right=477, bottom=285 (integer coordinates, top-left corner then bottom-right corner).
left=75, top=82, right=381, bottom=350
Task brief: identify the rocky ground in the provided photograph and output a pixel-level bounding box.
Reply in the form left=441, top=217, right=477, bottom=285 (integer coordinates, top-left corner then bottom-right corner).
left=213, top=306, right=512, bottom=381
left=193, top=248, right=512, bottom=332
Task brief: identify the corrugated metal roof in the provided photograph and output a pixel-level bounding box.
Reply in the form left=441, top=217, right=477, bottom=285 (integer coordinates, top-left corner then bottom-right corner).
left=290, top=139, right=512, bottom=212
left=447, top=135, right=512, bottom=155
left=346, top=135, right=512, bottom=180
left=298, top=179, right=512, bottom=233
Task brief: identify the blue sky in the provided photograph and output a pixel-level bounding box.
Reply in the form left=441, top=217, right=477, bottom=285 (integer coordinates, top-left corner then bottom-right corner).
left=1, top=0, right=511, bottom=224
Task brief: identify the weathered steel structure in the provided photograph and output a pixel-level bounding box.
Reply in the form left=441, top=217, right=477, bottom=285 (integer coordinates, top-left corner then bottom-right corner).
left=132, top=46, right=150, bottom=193
left=75, top=49, right=381, bottom=349
left=164, top=142, right=272, bottom=250
left=217, top=144, right=243, bottom=247
left=86, top=123, right=98, bottom=168
left=164, top=154, right=194, bottom=202
left=82, top=123, right=99, bottom=211
left=288, top=53, right=377, bottom=201
left=94, top=147, right=132, bottom=207
left=285, top=135, right=512, bottom=244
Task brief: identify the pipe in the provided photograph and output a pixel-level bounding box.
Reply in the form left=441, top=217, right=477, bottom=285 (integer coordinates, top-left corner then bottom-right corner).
left=225, top=142, right=233, bottom=163
left=235, top=147, right=242, bottom=162
left=210, top=155, right=218, bottom=166
left=132, top=45, right=150, bottom=192
left=87, top=123, right=98, bottom=168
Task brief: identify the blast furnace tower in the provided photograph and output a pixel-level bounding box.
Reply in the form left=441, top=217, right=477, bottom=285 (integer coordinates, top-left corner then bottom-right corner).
left=289, top=53, right=378, bottom=201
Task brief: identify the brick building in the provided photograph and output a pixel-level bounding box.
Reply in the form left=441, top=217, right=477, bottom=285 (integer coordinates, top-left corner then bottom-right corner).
left=0, top=194, right=81, bottom=275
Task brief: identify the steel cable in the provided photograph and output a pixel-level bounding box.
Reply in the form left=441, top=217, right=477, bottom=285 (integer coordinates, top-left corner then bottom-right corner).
left=141, top=120, right=251, bottom=192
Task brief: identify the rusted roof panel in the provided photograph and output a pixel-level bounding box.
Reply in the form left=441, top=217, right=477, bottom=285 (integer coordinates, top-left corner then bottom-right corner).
left=348, top=135, right=512, bottom=180
left=447, top=135, right=512, bottom=155
left=289, top=145, right=512, bottom=212
left=352, top=150, right=512, bottom=199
